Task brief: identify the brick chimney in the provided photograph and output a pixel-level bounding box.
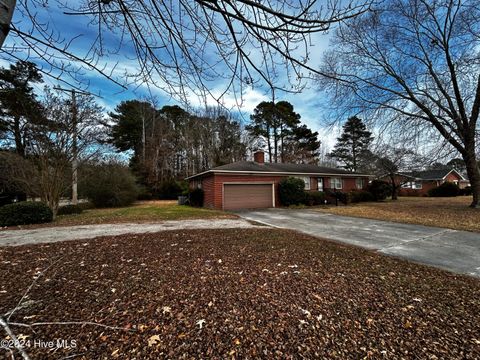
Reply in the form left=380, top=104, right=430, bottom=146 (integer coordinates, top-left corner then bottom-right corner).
left=253, top=150, right=265, bottom=164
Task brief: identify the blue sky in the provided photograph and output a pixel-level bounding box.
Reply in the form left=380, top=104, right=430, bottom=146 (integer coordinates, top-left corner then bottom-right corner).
left=2, top=2, right=341, bottom=151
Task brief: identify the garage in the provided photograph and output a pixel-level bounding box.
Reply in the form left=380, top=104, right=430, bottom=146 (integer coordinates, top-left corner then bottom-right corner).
left=223, top=183, right=274, bottom=210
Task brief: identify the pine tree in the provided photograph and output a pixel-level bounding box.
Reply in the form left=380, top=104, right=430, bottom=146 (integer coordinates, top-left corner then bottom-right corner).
left=329, top=116, right=373, bottom=172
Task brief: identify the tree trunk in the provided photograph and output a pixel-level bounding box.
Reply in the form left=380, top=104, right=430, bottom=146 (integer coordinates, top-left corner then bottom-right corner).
left=0, top=0, right=16, bottom=49
left=389, top=175, right=398, bottom=200
left=463, top=147, right=480, bottom=208
left=13, top=115, right=25, bottom=157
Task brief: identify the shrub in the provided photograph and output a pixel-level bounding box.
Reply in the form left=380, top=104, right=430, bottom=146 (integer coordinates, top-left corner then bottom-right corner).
left=367, top=180, right=392, bottom=201
left=304, top=191, right=326, bottom=206
left=0, top=201, right=53, bottom=227
left=323, top=189, right=349, bottom=204
left=279, top=177, right=305, bottom=206
left=428, top=182, right=460, bottom=197
left=57, top=204, right=83, bottom=216
left=459, top=186, right=472, bottom=196
left=349, top=190, right=375, bottom=203
left=157, top=180, right=188, bottom=200
left=189, top=188, right=204, bottom=207
left=78, top=202, right=95, bottom=211
left=80, top=162, right=139, bottom=208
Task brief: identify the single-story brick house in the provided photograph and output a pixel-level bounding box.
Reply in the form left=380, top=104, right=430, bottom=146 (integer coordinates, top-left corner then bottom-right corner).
left=381, top=168, right=469, bottom=196
left=186, top=151, right=370, bottom=210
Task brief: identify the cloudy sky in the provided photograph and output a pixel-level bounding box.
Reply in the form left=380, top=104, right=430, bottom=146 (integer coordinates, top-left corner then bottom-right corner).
left=3, top=2, right=342, bottom=151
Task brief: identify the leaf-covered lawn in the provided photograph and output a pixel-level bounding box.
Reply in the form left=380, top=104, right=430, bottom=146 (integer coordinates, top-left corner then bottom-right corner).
left=316, top=196, right=480, bottom=232
left=0, top=229, right=478, bottom=359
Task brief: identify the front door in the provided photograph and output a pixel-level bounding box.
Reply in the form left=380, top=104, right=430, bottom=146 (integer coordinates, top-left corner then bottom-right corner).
left=317, top=178, right=324, bottom=191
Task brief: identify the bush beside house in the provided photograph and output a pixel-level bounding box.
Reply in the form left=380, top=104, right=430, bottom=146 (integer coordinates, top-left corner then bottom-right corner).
left=279, top=177, right=306, bottom=206
left=0, top=201, right=53, bottom=227
left=367, top=180, right=392, bottom=201
left=428, top=182, right=460, bottom=197
left=189, top=188, right=204, bottom=207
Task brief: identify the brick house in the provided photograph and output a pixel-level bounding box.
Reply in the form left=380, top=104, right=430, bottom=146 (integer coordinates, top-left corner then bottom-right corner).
left=186, top=151, right=370, bottom=210
left=382, top=168, right=468, bottom=196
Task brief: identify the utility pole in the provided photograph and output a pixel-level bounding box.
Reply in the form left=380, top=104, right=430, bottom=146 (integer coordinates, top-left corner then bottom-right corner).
left=53, top=87, right=95, bottom=205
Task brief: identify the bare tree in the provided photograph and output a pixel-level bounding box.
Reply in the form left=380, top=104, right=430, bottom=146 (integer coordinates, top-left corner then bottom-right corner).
left=320, top=0, right=480, bottom=207
left=373, top=146, right=419, bottom=200
left=0, top=87, right=105, bottom=216
left=1, top=1, right=370, bottom=100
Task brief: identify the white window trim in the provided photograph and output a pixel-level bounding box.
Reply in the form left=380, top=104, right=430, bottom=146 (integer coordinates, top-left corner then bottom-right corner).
left=355, top=178, right=364, bottom=189
left=317, top=178, right=324, bottom=192
left=295, top=176, right=311, bottom=190
left=330, top=177, right=343, bottom=190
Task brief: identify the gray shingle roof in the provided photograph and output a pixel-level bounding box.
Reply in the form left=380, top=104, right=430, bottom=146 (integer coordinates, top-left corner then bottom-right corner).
left=400, top=168, right=464, bottom=180
left=187, top=161, right=369, bottom=179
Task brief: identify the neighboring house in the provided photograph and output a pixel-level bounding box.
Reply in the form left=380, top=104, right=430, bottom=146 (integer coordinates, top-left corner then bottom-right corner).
left=186, top=151, right=370, bottom=210
left=381, top=168, right=469, bottom=196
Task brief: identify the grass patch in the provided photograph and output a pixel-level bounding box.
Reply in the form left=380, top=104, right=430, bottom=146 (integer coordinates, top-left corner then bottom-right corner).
left=0, top=228, right=478, bottom=359
left=315, top=196, right=480, bottom=232
left=45, top=201, right=233, bottom=227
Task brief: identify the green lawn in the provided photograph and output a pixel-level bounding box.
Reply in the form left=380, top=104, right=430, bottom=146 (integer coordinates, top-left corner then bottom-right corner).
left=52, top=200, right=234, bottom=227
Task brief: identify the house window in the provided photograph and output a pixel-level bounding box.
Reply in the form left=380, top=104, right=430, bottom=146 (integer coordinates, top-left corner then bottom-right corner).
left=412, top=182, right=422, bottom=190
left=193, top=179, right=202, bottom=189
left=296, top=176, right=310, bottom=190
left=317, top=178, right=324, bottom=191
left=330, top=177, right=343, bottom=189
left=355, top=178, right=364, bottom=189
left=402, top=181, right=422, bottom=189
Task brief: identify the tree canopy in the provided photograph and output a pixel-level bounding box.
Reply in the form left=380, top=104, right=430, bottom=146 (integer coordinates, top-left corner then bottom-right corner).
left=329, top=116, right=373, bottom=172
left=320, top=0, right=480, bottom=206
left=247, top=100, right=320, bottom=164
left=1, top=0, right=370, bottom=101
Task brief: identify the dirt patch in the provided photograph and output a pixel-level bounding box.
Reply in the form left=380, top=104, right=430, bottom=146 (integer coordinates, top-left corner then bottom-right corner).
left=0, top=229, right=478, bottom=359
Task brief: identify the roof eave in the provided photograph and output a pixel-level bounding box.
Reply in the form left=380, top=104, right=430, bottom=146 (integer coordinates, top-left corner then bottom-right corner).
left=186, top=169, right=372, bottom=180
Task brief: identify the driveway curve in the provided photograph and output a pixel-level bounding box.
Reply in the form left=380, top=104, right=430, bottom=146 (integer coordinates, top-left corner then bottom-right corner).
left=236, top=208, right=480, bottom=278
left=0, top=219, right=261, bottom=247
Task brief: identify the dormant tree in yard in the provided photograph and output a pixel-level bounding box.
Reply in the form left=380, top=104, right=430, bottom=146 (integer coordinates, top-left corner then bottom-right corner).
left=320, top=0, right=480, bottom=207
left=1, top=88, right=104, bottom=217
left=0, top=1, right=370, bottom=98
left=374, top=146, right=418, bottom=200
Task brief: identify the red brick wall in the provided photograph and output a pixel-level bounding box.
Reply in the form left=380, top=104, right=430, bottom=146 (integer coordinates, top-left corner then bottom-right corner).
left=193, top=174, right=369, bottom=209
left=398, top=172, right=463, bottom=196
left=201, top=175, right=215, bottom=208
left=399, top=181, right=438, bottom=196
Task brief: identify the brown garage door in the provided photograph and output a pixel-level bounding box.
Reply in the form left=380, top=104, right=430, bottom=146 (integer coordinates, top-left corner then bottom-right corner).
left=223, top=184, right=273, bottom=210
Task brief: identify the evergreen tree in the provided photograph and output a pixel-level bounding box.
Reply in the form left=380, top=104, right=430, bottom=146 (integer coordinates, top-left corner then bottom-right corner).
left=0, top=61, right=45, bottom=157
left=329, top=116, right=373, bottom=172
left=247, top=101, right=305, bottom=163
left=283, top=124, right=321, bottom=164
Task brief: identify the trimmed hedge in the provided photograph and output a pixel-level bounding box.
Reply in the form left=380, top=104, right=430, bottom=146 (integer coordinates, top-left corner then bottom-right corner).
left=57, top=204, right=83, bottom=216
left=304, top=191, right=326, bottom=206
left=0, top=201, right=53, bottom=227
left=279, top=177, right=305, bottom=206
left=428, top=182, right=460, bottom=197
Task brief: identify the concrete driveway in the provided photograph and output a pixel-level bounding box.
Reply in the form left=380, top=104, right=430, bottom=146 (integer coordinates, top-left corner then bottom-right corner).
left=236, top=208, right=480, bottom=278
